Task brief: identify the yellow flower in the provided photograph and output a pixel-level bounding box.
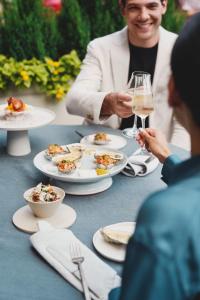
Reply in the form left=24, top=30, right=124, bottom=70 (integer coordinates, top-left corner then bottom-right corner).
left=20, top=70, right=29, bottom=81
left=53, top=61, right=60, bottom=67
left=53, top=69, right=59, bottom=75
left=56, top=87, right=65, bottom=100
left=46, top=58, right=54, bottom=66
left=46, top=58, right=60, bottom=67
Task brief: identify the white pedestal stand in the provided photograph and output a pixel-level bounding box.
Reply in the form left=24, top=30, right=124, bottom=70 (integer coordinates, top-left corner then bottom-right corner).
left=7, top=130, right=31, bottom=156
left=53, top=177, right=113, bottom=195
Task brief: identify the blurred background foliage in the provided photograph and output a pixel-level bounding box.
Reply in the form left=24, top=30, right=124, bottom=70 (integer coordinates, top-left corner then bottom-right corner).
left=162, top=0, right=186, bottom=33
left=0, top=0, right=61, bottom=60
left=0, top=0, right=186, bottom=61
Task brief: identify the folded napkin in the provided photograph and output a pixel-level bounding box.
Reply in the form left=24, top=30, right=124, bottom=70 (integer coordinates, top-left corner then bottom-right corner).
left=122, top=149, right=159, bottom=177
left=30, top=221, right=121, bottom=300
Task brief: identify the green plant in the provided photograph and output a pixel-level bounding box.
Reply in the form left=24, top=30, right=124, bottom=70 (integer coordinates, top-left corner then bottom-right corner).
left=162, top=0, right=186, bottom=33
left=0, top=50, right=81, bottom=100
left=78, top=0, right=125, bottom=40
left=0, top=0, right=60, bottom=60
left=58, top=0, right=90, bottom=59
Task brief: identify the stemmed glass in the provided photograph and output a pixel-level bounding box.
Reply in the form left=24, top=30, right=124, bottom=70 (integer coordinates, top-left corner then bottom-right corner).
left=122, top=72, right=138, bottom=138
left=132, top=71, right=154, bottom=152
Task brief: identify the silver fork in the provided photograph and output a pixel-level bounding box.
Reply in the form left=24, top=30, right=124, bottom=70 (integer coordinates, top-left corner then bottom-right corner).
left=70, top=243, right=91, bottom=300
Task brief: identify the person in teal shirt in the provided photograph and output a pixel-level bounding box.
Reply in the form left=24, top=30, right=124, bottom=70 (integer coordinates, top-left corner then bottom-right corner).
left=109, top=12, right=200, bottom=300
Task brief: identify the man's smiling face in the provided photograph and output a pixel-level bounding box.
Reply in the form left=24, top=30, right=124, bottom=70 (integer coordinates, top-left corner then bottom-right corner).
left=121, top=0, right=167, bottom=47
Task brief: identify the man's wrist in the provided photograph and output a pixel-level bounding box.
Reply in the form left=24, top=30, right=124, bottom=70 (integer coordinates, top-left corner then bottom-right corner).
left=100, top=94, right=114, bottom=118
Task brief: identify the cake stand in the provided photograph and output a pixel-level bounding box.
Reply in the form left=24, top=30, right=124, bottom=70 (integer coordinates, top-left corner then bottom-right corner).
left=0, top=105, right=55, bottom=156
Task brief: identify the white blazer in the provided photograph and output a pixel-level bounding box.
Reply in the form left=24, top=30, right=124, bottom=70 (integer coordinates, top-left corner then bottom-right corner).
left=66, top=26, right=190, bottom=150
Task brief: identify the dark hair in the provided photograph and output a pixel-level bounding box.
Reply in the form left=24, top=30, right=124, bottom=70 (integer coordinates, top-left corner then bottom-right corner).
left=171, top=13, right=200, bottom=126
left=121, top=0, right=164, bottom=7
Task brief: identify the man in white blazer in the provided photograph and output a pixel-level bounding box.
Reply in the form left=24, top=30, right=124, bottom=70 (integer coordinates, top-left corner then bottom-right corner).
left=66, top=0, right=190, bottom=150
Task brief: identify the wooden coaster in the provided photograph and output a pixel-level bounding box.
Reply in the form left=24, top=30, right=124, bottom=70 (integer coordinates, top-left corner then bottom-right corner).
left=12, top=204, right=76, bottom=233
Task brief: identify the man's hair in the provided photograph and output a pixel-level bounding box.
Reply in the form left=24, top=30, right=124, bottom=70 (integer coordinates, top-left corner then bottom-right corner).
left=120, top=0, right=164, bottom=7
left=171, top=12, right=200, bottom=126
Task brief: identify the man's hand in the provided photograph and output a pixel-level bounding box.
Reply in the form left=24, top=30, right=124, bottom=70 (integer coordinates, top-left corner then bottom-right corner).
left=136, top=128, right=171, bottom=163
left=100, top=92, right=133, bottom=118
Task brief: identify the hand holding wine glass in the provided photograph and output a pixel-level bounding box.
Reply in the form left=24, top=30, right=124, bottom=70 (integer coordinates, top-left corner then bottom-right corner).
left=136, top=128, right=171, bottom=162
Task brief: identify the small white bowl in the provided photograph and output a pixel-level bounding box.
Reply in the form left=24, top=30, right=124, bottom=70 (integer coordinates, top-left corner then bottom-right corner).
left=23, top=186, right=65, bottom=218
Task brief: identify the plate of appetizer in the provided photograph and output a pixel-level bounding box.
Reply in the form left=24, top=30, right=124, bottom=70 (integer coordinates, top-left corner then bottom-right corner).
left=33, top=143, right=128, bottom=183
left=13, top=183, right=76, bottom=233
left=80, top=132, right=127, bottom=150
left=0, top=97, right=55, bottom=130
left=93, top=222, right=136, bottom=262
left=0, top=96, right=55, bottom=156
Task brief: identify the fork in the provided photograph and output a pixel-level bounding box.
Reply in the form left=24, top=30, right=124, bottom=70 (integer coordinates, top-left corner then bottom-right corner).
left=70, top=243, right=91, bottom=300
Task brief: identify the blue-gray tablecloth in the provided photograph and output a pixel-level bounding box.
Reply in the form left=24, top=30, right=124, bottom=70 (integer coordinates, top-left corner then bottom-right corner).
left=0, top=125, right=188, bottom=300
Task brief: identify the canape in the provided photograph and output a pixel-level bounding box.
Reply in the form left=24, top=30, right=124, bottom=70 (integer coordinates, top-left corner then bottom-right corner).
left=94, top=152, right=123, bottom=169
left=57, top=160, right=77, bottom=174
left=93, top=132, right=110, bottom=145
left=45, top=144, right=68, bottom=160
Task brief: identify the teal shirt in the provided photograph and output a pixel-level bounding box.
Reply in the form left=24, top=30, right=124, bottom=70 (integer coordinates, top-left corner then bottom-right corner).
left=109, top=155, right=200, bottom=300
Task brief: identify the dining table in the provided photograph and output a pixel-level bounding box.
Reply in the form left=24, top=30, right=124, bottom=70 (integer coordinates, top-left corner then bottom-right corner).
left=0, top=124, right=189, bottom=300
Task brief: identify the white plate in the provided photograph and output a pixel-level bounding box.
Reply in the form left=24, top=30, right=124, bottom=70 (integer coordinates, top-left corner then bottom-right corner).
left=93, top=222, right=136, bottom=262
left=80, top=134, right=127, bottom=150
left=0, top=104, right=55, bottom=130
left=33, top=144, right=128, bottom=183
left=12, top=204, right=76, bottom=233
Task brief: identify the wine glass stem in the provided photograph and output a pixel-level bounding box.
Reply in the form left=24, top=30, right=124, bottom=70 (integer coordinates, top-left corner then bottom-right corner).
left=133, top=115, right=137, bottom=130
left=141, top=117, right=146, bottom=151
left=141, top=117, right=146, bottom=129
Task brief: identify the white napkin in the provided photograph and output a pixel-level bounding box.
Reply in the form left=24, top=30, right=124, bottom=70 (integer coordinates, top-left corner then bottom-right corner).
left=30, top=221, right=121, bottom=300
left=122, top=149, right=159, bottom=177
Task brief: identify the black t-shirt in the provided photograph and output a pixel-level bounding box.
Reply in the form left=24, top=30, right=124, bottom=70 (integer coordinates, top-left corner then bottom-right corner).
left=120, top=43, right=158, bottom=129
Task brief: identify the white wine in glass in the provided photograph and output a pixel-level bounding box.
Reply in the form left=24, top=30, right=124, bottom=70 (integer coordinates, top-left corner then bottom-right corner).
left=132, top=92, right=154, bottom=126
left=122, top=72, right=139, bottom=138
left=132, top=72, right=154, bottom=152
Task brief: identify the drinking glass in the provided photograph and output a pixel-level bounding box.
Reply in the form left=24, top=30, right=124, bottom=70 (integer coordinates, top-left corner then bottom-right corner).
left=132, top=71, right=154, bottom=152
left=122, top=72, right=138, bottom=138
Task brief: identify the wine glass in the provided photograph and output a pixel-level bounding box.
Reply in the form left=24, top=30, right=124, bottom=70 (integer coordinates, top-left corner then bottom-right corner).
left=122, top=72, right=138, bottom=138
left=132, top=71, right=154, bottom=153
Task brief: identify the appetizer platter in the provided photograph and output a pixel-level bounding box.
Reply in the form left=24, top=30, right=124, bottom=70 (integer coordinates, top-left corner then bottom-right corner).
left=33, top=143, right=128, bottom=194
left=80, top=132, right=127, bottom=150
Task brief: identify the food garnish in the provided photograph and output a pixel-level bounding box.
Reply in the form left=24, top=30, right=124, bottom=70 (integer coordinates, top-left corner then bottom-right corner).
left=28, top=183, right=58, bottom=203
left=96, top=168, right=109, bottom=176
